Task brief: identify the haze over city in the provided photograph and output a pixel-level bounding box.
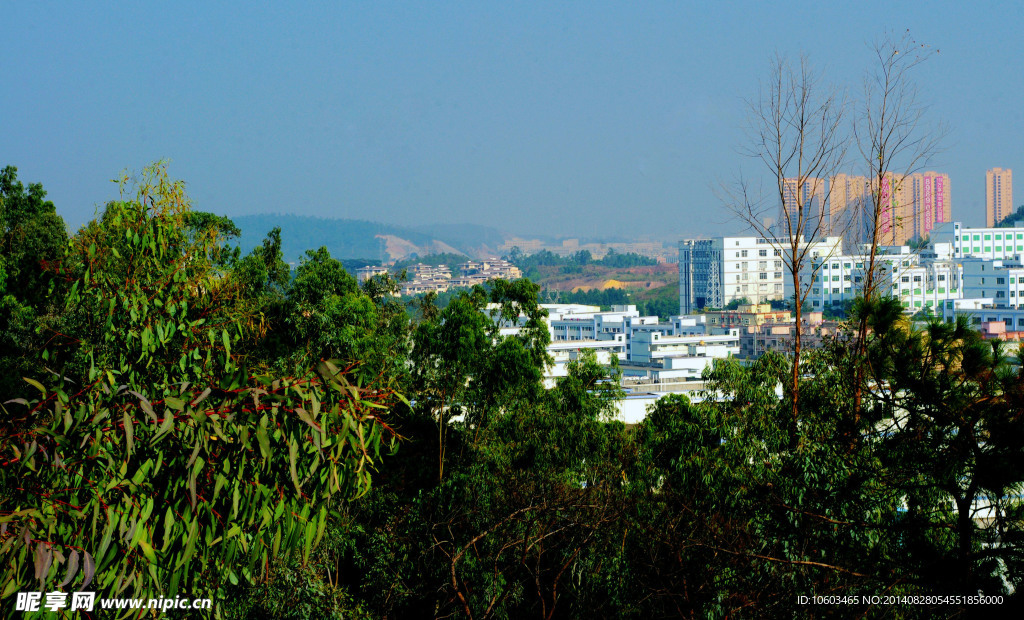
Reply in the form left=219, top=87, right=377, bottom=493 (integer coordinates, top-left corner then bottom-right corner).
left=2, top=1, right=1021, bottom=239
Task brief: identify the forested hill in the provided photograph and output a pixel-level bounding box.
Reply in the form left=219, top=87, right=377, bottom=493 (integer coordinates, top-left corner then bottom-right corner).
left=234, top=214, right=507, bottom=263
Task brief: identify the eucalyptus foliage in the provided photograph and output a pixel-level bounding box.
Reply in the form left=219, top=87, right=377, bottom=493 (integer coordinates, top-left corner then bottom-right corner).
left=0, top=164, right=399, bottom=617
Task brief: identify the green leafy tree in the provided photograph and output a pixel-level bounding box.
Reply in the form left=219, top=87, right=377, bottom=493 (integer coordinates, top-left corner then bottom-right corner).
left=596, top=249, right=656, bottom=268
left=0, top=164, right=400, bottom=616
left=184, top=211, right=243, bottom=269
left=857, top=297, right=1024, bottom=595
left=996, top=204, right=1024, bottom=228
left=283, top=246, right=410, bottom=385
left=354, top=349, right=629, bottom=619
left=44, top=167, right=249, bottom=391
left=410, top=278, right=551, bottom=482
left=410, top=285, right=492, bottom=482
left=0, top=166, right=69, bottom=399
left=0, top=166, right=68, bottom=309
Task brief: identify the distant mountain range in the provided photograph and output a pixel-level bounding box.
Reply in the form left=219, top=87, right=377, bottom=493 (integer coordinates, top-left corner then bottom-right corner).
left=233, top=214, right=510, bottom=264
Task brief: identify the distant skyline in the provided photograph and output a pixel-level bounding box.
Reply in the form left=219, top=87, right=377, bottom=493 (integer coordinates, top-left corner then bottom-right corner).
left=2, top=1, right=1021, bottom=241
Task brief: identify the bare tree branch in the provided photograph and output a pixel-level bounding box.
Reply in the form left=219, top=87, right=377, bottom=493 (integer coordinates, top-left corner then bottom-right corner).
left=724, top=52, right=848, bottom=442
left=852, top=30, right=949, bottom=418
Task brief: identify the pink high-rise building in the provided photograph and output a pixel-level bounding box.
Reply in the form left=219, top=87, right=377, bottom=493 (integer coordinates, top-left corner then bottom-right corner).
left=907, top=172, right=951, bottom=241
left=829, top=172, right=950, bottom=246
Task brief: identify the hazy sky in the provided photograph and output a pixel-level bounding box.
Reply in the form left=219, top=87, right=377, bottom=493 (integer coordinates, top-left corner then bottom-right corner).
left=3, top=1, right=1020, bottom=240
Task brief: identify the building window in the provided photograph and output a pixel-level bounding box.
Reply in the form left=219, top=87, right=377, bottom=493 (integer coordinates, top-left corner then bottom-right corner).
left=901, top=276, right=909, bottom=282
left=741, top=250, right=748, bottom=257
left=759, top=272, right=768, bottom=280
left=759, top=249, right=767, bottom=257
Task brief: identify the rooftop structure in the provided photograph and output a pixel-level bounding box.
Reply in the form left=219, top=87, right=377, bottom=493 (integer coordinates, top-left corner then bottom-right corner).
left=703, top=303, right=792, bottom=329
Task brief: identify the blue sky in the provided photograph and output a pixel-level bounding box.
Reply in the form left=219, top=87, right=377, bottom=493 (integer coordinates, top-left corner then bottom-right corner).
left=2, top=1, right=1020, bottom=240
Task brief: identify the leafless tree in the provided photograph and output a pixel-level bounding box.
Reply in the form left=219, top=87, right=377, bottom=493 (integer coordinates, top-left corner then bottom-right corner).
left=726, top=53, right=847, bottom=439
left=851, top=30, right=948, bottom=415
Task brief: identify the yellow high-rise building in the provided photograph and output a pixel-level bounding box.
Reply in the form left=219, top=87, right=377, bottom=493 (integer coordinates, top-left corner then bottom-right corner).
left=986, top=168, right=1013, bottom=227
left=779, top=177, right=826, bottom=237
left=829, top=174, right=870, bottom=238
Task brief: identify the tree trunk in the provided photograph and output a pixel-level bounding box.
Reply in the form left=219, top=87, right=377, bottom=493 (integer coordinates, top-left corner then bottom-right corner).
left=955, top=494, right=974, bottom=592
left=790, top=251, right=802, bottom=450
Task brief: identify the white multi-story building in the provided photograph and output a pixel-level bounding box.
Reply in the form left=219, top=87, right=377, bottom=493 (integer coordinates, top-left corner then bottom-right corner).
left=960, top=258, right=1024, bottom=309
left=542, top=304, right=642, bottom=341
left=495, top=304, right=736, bottom=381
left=679, top=235, right=842, bottom=314
left=793, top=246, right=963, bottom=314
left=623, top=330, right=741, bottom=382
left=931, top=222, right=1024, bottom=260
left=544, top=335, right=628, bottom=381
